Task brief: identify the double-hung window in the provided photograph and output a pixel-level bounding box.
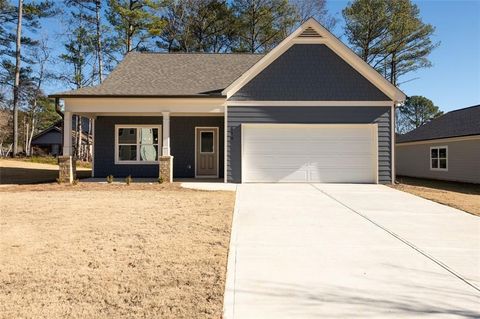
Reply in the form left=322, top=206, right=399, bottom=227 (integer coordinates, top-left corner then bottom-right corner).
left=430, top=146, right=447, bottom=171
left=116, top=125, right=161, bottom=164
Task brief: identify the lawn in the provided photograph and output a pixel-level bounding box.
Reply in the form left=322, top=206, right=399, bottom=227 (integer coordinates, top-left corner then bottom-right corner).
left=393, top=176, right=480, bottom=217
left=0, top=183, right=235, bottom=319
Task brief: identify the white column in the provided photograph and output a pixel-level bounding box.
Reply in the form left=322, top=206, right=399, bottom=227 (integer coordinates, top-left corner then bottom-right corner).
left=63, top=111, right=72, bottom=156
left=162, top=112, right=170, bottom=156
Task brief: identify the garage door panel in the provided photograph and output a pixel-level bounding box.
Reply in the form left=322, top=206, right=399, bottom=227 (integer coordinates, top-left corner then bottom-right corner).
left=245, top=168, right=309, bottom=182
left=242, top=125, right=377, bottom=183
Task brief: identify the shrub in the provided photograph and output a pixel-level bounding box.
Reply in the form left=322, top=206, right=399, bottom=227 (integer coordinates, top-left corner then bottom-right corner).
left=72, top=179, right=79, bottom=185
left=125, top=175, right=132, bottom=185
left=56, top=177, right=61, bottom=184
left=158, top=177, right=164, bottom=184
left=106, top=175, right=114, bottom=184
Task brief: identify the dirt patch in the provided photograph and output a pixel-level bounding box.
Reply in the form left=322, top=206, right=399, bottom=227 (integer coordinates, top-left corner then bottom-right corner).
left=393, top=177, right=480, bottom=217
left=0, top=184, right=235, bottom=318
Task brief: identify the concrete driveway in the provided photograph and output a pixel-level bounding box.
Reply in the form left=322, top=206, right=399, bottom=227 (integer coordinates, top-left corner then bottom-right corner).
left=224, top=184, right=480, bottom=319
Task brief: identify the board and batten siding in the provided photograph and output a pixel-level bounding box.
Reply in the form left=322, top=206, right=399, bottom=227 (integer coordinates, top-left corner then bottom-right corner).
left=230, top=44, right=389, bottom=101
left=227, top=106, right=392, bottom=183
left=396, top=138, right=480, bottom=184
left=170, top=116, right=224, bottom=178
left=94, top=116, right=224, bottom=178
left=94, top=116, right=163, bottom=177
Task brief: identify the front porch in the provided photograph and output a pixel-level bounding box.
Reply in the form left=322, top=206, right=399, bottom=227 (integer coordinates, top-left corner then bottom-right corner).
left=59, top=97, right=226, bottom=183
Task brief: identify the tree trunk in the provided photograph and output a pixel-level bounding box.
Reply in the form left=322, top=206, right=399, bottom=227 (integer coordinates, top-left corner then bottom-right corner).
left=95, top=0, right=104, bottom=83
left=12, top=0, right=23, bottom=157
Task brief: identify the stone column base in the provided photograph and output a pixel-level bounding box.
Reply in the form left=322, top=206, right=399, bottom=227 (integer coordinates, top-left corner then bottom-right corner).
left=159, top=156, right=173, bottom=183
left=58, top=156, right=76, bottom=183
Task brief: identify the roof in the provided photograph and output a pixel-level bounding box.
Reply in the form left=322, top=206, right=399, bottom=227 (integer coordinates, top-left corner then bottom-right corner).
left=31, top=120, right=62, bottom=142
left=397, top=105, right=480, bottom=143
left=51, top=52, right=263, bottom=98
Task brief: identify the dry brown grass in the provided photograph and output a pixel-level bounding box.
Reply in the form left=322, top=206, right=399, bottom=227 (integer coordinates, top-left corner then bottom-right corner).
left=393, top=177, right=480, bottom=217
left=0, top=183, right=235, bottom=318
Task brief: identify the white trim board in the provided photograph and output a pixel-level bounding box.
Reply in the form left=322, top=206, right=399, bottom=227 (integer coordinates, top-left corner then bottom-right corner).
left=227, top=101, right=394, bottom=107
left=222, top=18, right=405, bottom=102
left=396, top=135, right=480, bottom=146
left=64, top=97, right=225, bottom=113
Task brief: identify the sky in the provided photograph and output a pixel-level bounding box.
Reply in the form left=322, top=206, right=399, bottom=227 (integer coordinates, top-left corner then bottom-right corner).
left=40, top=0, right=480, bottom=113
left=327, top=0, right=480, bottom=112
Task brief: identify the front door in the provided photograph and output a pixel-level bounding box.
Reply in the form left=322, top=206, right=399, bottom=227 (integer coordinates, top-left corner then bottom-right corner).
left=196, top=127, right=218, bottom=177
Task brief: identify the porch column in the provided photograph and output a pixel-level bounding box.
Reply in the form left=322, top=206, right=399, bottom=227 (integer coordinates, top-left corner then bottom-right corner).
left=160, top=112, right=173, bottom=182
left=162, top=112, right=170, bottom=155
left=59, top=111, right=76, bottom=183
left=63, top=111, right=72, bottom=156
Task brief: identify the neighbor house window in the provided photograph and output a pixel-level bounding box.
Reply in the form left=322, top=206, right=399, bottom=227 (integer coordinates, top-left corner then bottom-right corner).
left=430, top=146, right=447, bottom=170
left=116, top=126, right=161, bottom=163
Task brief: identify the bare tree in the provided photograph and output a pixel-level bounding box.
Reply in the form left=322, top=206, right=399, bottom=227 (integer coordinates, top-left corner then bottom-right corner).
left=12, top=0, right=23, bottom=156
left=290, top=0, right=336, bottom=30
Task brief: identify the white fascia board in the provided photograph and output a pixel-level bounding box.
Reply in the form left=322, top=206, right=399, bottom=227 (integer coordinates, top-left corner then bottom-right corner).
left=396, top=135, right=480, bottom=146
left=223, top=18, right=406, bottom=102
left=227, top=101, right=393, bottom=107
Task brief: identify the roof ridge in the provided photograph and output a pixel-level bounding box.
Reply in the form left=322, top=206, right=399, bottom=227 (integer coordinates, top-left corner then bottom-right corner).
left=128, top=51, right=264, bottom=56
left=447, top=104, right=480, bottom=113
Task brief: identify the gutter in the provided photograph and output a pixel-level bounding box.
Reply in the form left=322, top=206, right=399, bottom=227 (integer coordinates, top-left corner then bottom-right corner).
left=48, top=94, right=226, bottom=99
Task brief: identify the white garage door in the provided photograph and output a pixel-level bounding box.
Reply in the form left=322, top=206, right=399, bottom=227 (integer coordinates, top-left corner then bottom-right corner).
left=242, top=124, right=378, bottom=183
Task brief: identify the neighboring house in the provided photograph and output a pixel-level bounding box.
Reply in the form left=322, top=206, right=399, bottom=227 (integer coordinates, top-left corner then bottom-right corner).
left=50, top=19, right=405, bottom=184
left=396, top=105, right=480, bottom=184
left=31, top=120, right=63, bottom=155
left=32, top=117, right=92, bottom=156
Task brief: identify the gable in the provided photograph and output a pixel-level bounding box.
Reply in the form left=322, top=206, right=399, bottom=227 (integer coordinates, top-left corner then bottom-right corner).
left=230, top=44, right=390, bottom=101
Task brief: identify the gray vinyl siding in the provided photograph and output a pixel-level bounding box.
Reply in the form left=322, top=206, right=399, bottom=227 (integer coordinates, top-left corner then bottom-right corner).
left=227, top=106, right=392, bottom=184
left=231, top=44, right=389, bottom=101
left=94, top=116, right=224, bottom=178
left=170, top=116, right=224, bottom=178
left=396, top=139, right=480, bottom=184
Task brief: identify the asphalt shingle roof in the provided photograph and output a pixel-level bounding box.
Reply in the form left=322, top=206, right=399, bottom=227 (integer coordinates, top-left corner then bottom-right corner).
left=51, top=52, right=264, bottom=97
left=396, top=105, right=480, bottom=143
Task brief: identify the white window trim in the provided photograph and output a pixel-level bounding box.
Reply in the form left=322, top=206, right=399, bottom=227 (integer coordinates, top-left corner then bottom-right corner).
left=430, top=146, right=448, bottom=171
left=115, top=124, right=162, bottom=165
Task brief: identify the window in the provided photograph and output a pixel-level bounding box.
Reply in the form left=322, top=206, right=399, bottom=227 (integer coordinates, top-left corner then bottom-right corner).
left=200, top=131, right=214, bottom=153
left=430, top=146, right=447, bottom=170
left=116, top=126, right=161, bottom=163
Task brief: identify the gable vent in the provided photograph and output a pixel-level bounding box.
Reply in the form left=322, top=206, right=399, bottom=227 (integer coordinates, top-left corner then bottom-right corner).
left=299, top=27, right=322, bottom=38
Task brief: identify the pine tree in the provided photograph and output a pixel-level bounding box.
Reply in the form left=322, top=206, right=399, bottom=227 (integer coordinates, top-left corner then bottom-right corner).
left=397, top=95, right=443, bottom=133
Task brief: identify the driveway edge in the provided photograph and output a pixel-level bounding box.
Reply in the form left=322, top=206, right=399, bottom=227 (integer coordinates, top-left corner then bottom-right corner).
left=222, top=186, right=241, bottom=319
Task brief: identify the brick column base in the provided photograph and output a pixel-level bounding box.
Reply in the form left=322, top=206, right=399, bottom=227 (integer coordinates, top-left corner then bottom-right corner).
left=159, top=156, right=173, bottom=183
left=58, top=156, right=76, bottom=183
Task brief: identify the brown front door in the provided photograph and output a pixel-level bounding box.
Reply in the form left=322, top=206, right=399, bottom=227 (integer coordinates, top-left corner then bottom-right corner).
left=196, top=127, right=218, bottom=177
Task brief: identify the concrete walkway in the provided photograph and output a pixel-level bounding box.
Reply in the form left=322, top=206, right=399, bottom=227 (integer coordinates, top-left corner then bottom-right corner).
left=224, top=184, right=480, bottom=319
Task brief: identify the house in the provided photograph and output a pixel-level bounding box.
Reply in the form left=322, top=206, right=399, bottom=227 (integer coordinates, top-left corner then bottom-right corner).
left=31, top=117, right=92, bottom=157
left=396, top=105, right=480, bottom=184
left=50, top=19, right=405, bottom=184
